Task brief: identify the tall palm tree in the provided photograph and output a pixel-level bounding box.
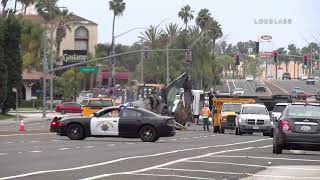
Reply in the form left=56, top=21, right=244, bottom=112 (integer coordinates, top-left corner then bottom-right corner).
left=35, top=0, right=59, bottom=23
left=19, top=0, right=35, bottom=14
left=138, top=25, right=163, bottom=49
left=1, top=0, right=9, bottom=15
left=108, top=0, right=126, bottom=53
left=196, top=8, right=211, bottom=31
left=55, top=9, right=73, bottom=63
left=207, top=18, right=223, bottom=56
left=162, top=23, right=181, bottom=46
left=178, top=5, right=194, bottom=30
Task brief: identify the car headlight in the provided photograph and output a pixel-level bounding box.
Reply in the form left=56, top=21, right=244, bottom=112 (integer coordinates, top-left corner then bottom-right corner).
left=239, top=118, right=246, bottom=123
left=265, top=120, right=271, bottom=124
left=222, top=117, right=227, bottom=122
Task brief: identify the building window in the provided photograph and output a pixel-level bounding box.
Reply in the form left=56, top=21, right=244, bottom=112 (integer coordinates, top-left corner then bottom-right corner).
left=74, top=26, right=89, bottom=50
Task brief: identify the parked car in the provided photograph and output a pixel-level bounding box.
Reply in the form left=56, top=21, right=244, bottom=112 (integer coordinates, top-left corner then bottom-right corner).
left=296, top=91, right=312, bottom=100
left=282, top=72, right=291, bottom=80
left=235, top=104, right=272, bottom=136
left=55, top=102, right=82, bottom=114
left=255, top=83, right=266, bottom=92
left=51, top=106, right=176, bottom=142
left=273, top=103, right=320, bottom=154
left=246, top=75, right=254, bottom=81
left=299, top=74, right=308, bottom=80
left=81, top=98, right=116, bottom=117
left=306, top=77, right=315, bottom=85
left=271, top=103, right=290, bottom=120
left=291, top=87, right=301, bottom=94
left=46, top=100, right=62, bottom=109
left=233, top=88, right=245, bottom=96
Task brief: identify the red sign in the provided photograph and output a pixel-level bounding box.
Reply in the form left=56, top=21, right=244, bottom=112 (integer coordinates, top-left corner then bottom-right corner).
left=260, top=35, right=272, bottom=41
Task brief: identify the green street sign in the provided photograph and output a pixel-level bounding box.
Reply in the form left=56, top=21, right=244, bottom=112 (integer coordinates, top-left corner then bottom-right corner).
left=79, top=67, right=97, bottom=72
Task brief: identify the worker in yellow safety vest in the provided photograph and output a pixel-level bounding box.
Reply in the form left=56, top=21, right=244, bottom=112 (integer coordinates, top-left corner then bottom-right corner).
left=201, top=104, right=211, bottom=131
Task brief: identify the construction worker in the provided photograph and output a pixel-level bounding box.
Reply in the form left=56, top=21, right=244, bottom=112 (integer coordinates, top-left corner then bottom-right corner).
left=201, top=104, right=211, bottom=131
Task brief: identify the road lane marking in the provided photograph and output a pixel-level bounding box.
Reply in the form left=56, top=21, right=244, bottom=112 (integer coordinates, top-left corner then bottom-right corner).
left=232, top=79, right=237, bottom=89
left=84, top=146, right=95, bottom=148
left=29, top=151, right=42, bottom=153
left=6, top=142, right=13, bottom=144
left=125, top=143, right=135, bottom=145
left=76, top=147, right=81, bottom=149
left=0, top=153, right=8, bottom=156
left=31, top=141, right=40, bottom=143
left=81, top=147, right=254, bottom=180
left=263, top=79, right=289, bottom=95
left=58, top=148, right=70, bottom=151
left=0, top=133, right=53, bottom=137
left=17, top=152, right=22, bottom=154
left=212, top=155, right=320, bottom=162
left=226, top=80, right=231, bottom=94
left=130, top=173, right=213, bottom=180
left=51, top=140, right=61, bottom=142
left=170, top=139, right=177, bottom=141
left=257, top=145, right=272, bottom=149
left=108, top=144, right=115, bottom=146
left=193, top=137, right=199, bottom=139
left=0, top=139, right=269, bottom=180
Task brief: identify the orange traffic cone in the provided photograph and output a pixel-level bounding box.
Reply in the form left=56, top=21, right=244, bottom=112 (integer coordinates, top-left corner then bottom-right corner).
left=19, top=120, right=25, bottom=132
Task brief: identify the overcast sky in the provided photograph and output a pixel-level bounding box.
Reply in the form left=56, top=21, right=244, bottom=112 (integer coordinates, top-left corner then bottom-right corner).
left=8, top=0, right=320, bottom=49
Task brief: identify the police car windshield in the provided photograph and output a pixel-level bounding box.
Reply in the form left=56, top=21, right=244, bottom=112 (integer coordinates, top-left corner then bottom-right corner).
left=287, top=105, right=320, bottom=118
left=222, top=104, right=241, bottom=112
left=88, top=100, right=113, bottom=107
left=242, top=106, right=268, bottom=115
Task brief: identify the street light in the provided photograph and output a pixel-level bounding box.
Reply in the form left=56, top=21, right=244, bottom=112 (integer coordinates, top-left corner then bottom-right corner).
left=110, top=18, right=169, bottom=89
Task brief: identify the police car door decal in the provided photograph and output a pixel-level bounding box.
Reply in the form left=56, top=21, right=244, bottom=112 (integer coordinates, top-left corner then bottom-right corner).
left=90, top=117, right=120, bottom=136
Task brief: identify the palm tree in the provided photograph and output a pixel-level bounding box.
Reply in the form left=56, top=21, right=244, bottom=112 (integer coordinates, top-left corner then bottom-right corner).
left=138, top=25, right=163, bottom=49
left=1, top=0, right=9, bottom=15
left=207, top=18, right=223, bottom=56
left=162, top=23, right=181, bottom=46
left=55, top=9, right=73, bottom=63
left=108, top=0, right=126, bottom=53
left=178, top=5, right=194, bottom=30
left=19, top=0, right=35, bottom=14
left=196, top=9, right=211, bottom=31
left=35, top=0, right=59, bottom=23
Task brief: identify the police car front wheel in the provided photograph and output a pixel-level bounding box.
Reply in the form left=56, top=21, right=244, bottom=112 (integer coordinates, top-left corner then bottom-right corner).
left=139, top=125, right=159, bottom=142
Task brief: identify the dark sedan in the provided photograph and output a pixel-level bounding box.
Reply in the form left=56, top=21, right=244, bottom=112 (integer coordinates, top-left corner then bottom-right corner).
left=273, top=104, right=320, bottom=154
left=51, top=106, right=175, bottom=142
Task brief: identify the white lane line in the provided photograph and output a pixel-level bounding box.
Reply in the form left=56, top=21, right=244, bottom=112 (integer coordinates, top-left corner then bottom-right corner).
left=84, top=146, right=95, bottom=148
left=232, top=79, right=237, bottom=89
left=0, top=153, right=8, bottom=156
left=81, top=147, right=254, bottom=180
left=51, top=140, right=61, bottom=142
left=211, top=135, right=215, bottom=137
left=170, top=139, right=177, bottom=141
left=31, top=141, right=40, bottom=143
left=193, top=137, right=199, bottom=139
left=0, top=133, right=54, bottom=137
left=107, top=144, right=115, bottom=146
left=125, top=143, right=135, bottom=145
left=9, top=125, right=14, bottom=127
left=17, top=152, right=22, bottom=154
left=130, top=173, right=213, bottom=180
left=226, top=80, right=231, bottom=94
left=159, top=140, right=164, bottom=142
left=155, top=168, right=320, bottom=180
left=0, top=139, right=269, bottom=180
left=6, top=142, right=13, bottom=144
left=58, top=148, right=70, bottom=151
left=76, top=147, right=81, bottom=149
left=203, top=136, right=208, bottom=138
left=180, top=138, right=189, bottom=140
left=246, top=81, right=255, bottom=95
left=28, top=151, right=42, bottom=153
left=257, top=145, right=272, bottom=149
left=186, top=160, right=266, bottom=168
left=212, top=155, right=320, bottom=162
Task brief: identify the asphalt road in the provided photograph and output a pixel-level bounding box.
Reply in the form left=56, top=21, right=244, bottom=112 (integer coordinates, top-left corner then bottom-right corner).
left=0, top=130, right=320, bottom=180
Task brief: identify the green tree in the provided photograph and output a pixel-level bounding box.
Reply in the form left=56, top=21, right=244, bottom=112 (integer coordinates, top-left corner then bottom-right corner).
left=109, top=0, right=126, bottom=53
left=178, top=5, right=194, bottom=30
left=195, top=9, right=211, bottom=32
left=55, top=9, right=74, bottom=64
left=19, top=0, right=35, bottom=14
left=1, top=0, right=9, bottom=15
left=0, top=18, right=8, bottom=108
left=139, top=25, right=163, bottom=49
left=35, top=0, right=59, bottom=23
left=2, top=15, right=22, bottom=114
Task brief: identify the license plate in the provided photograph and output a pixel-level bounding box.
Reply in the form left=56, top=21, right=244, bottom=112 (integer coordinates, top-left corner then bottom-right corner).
left=301, top=126, right=312, bottom=132
left=253, top=125, right=259, bottom=130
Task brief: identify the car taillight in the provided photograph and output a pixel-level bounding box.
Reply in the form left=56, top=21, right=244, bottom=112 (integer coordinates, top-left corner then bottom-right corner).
left=280, top=120, right=291, bottom=131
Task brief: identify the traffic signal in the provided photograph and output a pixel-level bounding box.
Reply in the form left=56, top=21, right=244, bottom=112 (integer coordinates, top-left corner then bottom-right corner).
left=273, top=51, right=278, bottom=63
left=304, top=54, right=308, bottom=66
left=235, top=53, right=240, bottom=65
left=255, top=41, right=259, bottom=54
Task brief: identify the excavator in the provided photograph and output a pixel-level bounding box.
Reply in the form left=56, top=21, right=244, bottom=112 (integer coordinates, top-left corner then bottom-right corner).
left=131, top=72, right=194, bottom=127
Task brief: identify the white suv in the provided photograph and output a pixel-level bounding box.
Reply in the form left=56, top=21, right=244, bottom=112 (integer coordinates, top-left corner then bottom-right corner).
left=235, top=104, right=272, bottom=137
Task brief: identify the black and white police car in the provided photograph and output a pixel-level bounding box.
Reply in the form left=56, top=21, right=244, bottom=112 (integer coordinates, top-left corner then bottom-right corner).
left=50, top=105, right=176, bottom=142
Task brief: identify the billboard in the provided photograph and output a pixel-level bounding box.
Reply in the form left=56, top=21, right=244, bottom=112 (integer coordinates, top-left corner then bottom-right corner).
left=63, top=50, right=88, bottom=66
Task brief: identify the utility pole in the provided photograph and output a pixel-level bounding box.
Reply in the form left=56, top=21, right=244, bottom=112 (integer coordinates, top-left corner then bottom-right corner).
left=49, top=27, right=54, bottom=112
left=166, top=45, right=169, bottom=85
left=42, top=30, right=48, bottom=118
left=140, top=50, right=144, bottom=83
